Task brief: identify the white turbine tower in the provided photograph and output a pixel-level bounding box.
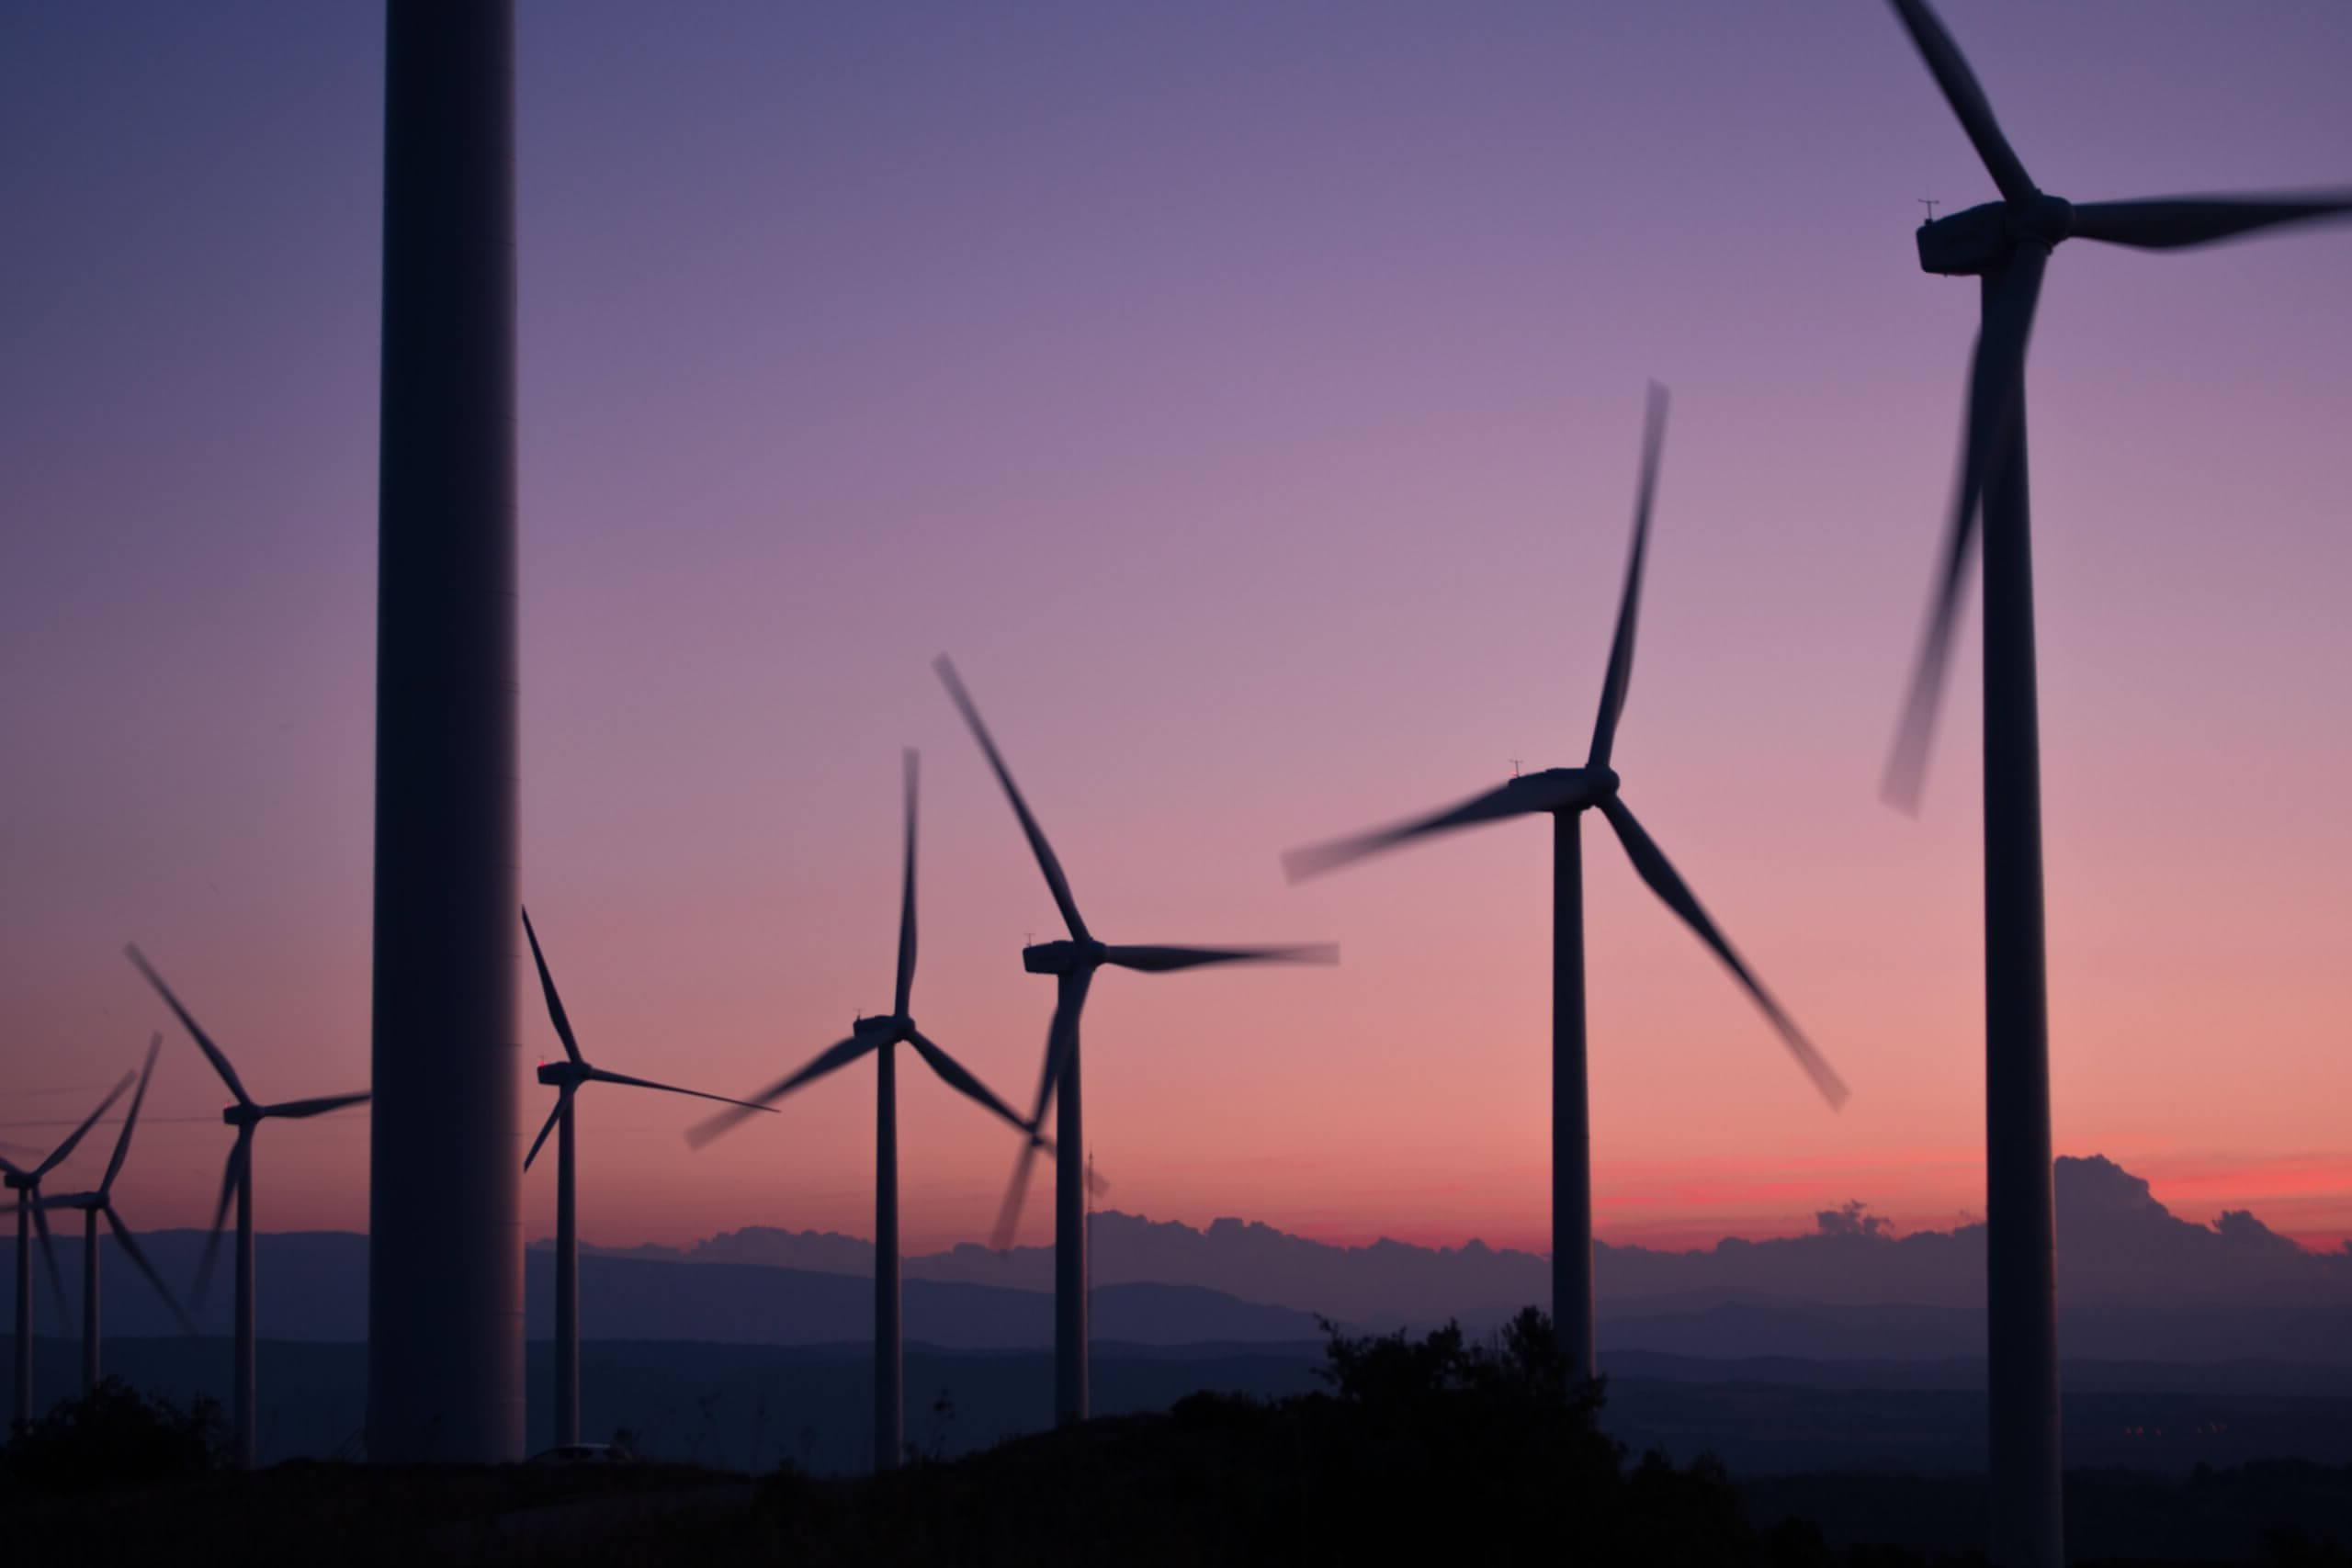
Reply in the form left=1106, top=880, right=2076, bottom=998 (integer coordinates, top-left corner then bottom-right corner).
left=5, top=1071, right=134, bottom=1426
left=1283, top=387, right=1847, bottom=1382
left=933, top=655, right=1338, bottom=1427
left=1874, top=5, right=2352, bottom=1561
left=39, top=1035, right=196, bottom=1392
left=129, top=946, right=370, bottom=1468
left=519, top=906, right=775, bottom=1451
left=689, top=750, right=1041, bottom=1472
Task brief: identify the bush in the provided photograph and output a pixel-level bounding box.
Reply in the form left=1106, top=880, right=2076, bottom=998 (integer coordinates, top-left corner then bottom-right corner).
left=4, top=1377, right=229, bottom=1493
left=738, top=1308, right=1818, bottom=1565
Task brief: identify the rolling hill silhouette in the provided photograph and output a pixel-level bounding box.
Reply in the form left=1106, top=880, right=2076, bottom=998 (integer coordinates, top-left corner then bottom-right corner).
left=599, top=1155, right=2349, bottom=1325
left=6, top=1156, right=2342, bottom=1360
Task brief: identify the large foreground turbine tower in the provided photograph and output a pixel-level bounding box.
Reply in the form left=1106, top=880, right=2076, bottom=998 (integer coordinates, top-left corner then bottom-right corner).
left=367, top=0, right=524, bottom=1462
left=1876, top=5, right=2350, bottom=1562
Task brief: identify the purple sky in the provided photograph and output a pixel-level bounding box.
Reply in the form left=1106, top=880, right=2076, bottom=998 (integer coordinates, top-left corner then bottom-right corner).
left=3, top=1, right=2348, bottom=1257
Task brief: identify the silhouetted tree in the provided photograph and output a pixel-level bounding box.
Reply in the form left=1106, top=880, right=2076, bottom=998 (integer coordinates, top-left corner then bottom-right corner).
left=2, top=1378, right=227, bottom=1493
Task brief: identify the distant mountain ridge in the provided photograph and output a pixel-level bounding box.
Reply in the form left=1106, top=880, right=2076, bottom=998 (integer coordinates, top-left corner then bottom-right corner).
left=0, top=1236, right=1320, bottom=1348
left=600, top=1156, right=2352, bottom=1324
left=7, top=1156, right=2343, bottom=1361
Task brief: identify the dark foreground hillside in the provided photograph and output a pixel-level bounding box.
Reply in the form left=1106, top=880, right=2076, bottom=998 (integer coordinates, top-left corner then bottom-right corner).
left=8, top=1319, right=2352, bottom=1566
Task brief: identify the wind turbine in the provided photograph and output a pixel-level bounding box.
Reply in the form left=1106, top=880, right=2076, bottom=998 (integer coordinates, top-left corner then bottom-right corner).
left=1874, top=6, right=2352, bottom=1563
left=4, top=1070, right=133, bottom=1427
left=519, top=905, right=777, bottom=1450
left=687, top=750, right=1039, bottom=1472
left=1282, top=387, right=1847, bottom=1384
left=127, top=944, right=370, bottom=1469
left=933, top=654, right=1339, bottom=1427
left=40, top=1035, right=196, bottom=1393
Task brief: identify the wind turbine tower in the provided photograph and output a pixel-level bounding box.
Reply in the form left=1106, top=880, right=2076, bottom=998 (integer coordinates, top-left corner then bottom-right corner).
left=130, top=947, right=369, bottom=1469
left=520, top=907, right=775, bottom=1451
left=368, top=0, right=525, bottom=1462
left=1283, top=388, right=1847, bottom=1382
left=935, top=656, right=1338, bottom=1427
left=1875, top=5, right=2351, bottom=1562
left=40, top=1037, right=195, bottom=1393
left=4, top=1073, right=133, bottom=1427
left=690, top=751, right=1040, bottom=1472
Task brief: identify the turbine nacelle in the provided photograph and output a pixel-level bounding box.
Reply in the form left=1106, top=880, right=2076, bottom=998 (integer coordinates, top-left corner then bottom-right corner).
left=854, top=1012, right=909, bottom=1038
left=1523, top=764, right=1617, bottom=812
left=1917, top=196, right=2075, bottom=276
left=1021, top=939, right=1104, bottom=976
left=222, top=1103, right=264, bottom=1129
left=536, top=1060, right=588, bottom=1089
left=1, top=1170, right=31, bottom=1191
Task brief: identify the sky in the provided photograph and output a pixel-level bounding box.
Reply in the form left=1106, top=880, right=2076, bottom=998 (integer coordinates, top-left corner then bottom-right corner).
left=3, top=1, right=2348, bottom=1261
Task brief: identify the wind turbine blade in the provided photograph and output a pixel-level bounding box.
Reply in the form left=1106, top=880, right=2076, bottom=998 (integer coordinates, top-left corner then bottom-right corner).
left=1883, top=244, right=2046, bottom=811
left=29, top=1201, right=70, bottom=1325
left=35, top=1071, right=136, bottom=1179
left=684, top=1034, right=879, bottom=1147
left=2070, top=192, right=2352, bottom=251
left=524, top=1086, right=570, bottom=1172
left=933, top=655, right=1090, bottom=942
left=262, top=1091, right=371, bottom=1120
left=1589, top=382, right=1668, bottom=770
left=583, top=1066, right=778, bottom=1112
left=520, top=907, right=586, bottom=1064
left=990, top=1137, right=1044, bottom=1255
left=1884, top=0, right=2036, bottom=206
left=100, top=1035, right=164, bottom=1193
left=1283, top=777, right=1555, bottom=883
left=1102, top=943, right=1339, bottom=974
left=906, top=1031, right=1034, bottom=1137
left=992, top=969, right=1093, bottom=1251
left=1026, top=967, right=1092, bottom=1130
left=126, top=945, right=254, bottom=1106
left=193, top=1136, right=246, bottom=1310
left=104, top=1205, right=197, bottom=1336
left=896, top=748, right=920, bottom=1019
left=1598, top=797, right=1849, bottom=1110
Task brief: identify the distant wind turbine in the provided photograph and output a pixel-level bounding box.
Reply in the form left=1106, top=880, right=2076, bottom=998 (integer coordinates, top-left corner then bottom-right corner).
left=933, top=654, right=1338, bottom=1427
left=40, top=1035, right=196, bottom=1393
left=520, top=905, right=776, bottom=1451
left=1282, top=386, right=1847, bottom=1383
left=4, top=1070, right=133, bottom=1427
left=128, top=944, right=370, bottom=1469
left=1873, top=6, right=2352, bottom=1562
left=688, top=750, right=1039, bottom=1472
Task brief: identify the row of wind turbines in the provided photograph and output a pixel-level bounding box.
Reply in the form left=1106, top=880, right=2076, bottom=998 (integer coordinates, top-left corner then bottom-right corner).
left=30, top=372, right=1852, bottom=1484
left=11, top=6, right=2345, bottom=1564
left=5, top=1040, right=191, bottom=1432
left=4, top=952, right=374, bottom=1470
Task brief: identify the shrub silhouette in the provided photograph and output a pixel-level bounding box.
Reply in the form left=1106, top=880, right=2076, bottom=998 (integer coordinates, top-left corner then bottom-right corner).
left=741, top=1307, right=1824, bottom=1566
left=4, top=1377, right=228, bottom=1493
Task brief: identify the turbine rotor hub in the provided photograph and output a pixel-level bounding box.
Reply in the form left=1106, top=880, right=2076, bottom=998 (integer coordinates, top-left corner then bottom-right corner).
left=2011, top=191, right=2074, bottom=248
left=1917, top=194, right=2074, bottom=276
